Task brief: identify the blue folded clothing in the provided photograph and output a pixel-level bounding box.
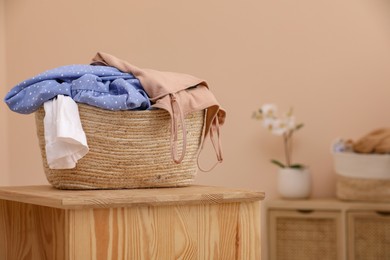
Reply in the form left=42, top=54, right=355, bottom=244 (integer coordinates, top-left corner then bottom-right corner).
left=4, top=64, right=151, bottom=114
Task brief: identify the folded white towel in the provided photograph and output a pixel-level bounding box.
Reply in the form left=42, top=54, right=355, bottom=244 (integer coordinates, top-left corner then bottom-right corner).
left=44, top=95, right=89, bottom=169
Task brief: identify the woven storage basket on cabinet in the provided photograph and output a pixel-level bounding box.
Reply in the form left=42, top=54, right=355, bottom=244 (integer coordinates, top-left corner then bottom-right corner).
left=35, top=104, right=205, bottom=190
left=333, top=152, right=390, bottom=202
left=336, top=176, right=390, bottom=202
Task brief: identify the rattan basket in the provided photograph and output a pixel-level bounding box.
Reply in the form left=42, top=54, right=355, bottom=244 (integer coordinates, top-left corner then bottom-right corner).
left=333, top=152, right=390, bottom=202
left=336, top=175, right=390, bottom=202
left=35, top=104, right=205, bottom=190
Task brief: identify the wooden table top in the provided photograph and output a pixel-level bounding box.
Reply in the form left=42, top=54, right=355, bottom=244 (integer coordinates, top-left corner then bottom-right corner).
left=0, top=185, right=264, bottom=209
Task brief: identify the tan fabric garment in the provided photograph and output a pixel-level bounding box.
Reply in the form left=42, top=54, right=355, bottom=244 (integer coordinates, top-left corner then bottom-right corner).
left=353, top=128, right=390, bottom=154
left=91, top=52, right=226, bottom=169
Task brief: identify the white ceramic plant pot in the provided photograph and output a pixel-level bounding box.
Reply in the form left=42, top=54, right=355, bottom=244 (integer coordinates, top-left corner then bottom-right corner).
left=277, top=167, right=311, bottom=199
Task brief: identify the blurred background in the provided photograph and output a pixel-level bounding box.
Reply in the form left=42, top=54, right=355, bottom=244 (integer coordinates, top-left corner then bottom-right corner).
left=1, top=0, right=390, bottom=258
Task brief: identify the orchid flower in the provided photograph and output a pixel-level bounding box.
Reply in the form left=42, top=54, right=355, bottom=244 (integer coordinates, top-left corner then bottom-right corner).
left=253, top=103, right=304, bottom=169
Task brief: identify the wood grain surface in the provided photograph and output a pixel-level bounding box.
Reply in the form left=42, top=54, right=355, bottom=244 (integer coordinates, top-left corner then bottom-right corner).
left=67, top=202, right=260, bottom=260
left=0, top=200, right=66, bottom=260
left=0, top=185, right=264, bottom=209
left=0, top=200, right=260, bottom=260
left=0, top=186, right=263, bottom=259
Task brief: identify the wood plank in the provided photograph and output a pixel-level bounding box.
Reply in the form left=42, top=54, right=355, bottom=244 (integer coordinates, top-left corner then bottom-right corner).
left=0, top=185, right=264, bottom=209
left=67, top=202, right=258, bottom=260
left=0, top=200, right=66, bottom=260
left=238, top=201, right=261, bottom=260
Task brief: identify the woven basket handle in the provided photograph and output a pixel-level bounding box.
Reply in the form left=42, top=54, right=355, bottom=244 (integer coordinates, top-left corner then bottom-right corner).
left=197, top=114, right=223, bottom=172
left=170, top=94, right=187, bottom=164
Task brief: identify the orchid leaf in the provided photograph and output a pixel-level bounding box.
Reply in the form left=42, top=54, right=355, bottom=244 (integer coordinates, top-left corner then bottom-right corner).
left=271, top=159, right=285, bottom=168
left=289, top=164, right=304, bottom=169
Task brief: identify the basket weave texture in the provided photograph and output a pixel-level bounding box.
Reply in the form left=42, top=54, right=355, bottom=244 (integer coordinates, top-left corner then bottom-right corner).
left=276, top=217, right=337, bottom=260
left=337, top=175, right=390, bottom=202
left=35, top=104, right=205, bottom=190
left=352, top=215, right=390, bottom=258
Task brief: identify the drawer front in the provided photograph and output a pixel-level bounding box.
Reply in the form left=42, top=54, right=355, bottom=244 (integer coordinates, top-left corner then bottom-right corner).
left=268, top=210, right=343, bottom=260
left=347, top=211, right=390, bottom=260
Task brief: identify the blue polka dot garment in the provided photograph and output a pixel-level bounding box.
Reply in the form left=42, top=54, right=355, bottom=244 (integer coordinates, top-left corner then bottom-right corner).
left=4, top=64, right=151, bottom=114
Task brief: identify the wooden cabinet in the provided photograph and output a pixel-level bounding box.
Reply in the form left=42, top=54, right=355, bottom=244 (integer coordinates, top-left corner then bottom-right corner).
left=267, top=199, right=390, bottom=260
left=0, top=185, right=264, bottom=260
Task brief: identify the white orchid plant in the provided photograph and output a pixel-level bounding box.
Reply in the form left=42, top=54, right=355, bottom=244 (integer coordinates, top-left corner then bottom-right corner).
left=253, top=104, right=304, bottom=169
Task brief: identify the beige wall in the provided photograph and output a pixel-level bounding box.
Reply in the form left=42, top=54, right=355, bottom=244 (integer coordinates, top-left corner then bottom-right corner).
left=4, top=0, right=390, bottom=193
left=0, top=0, right=9, bottom=186
left=3, top=1, right=390, bottom=258
left=2, top=2, right=390, bottom=185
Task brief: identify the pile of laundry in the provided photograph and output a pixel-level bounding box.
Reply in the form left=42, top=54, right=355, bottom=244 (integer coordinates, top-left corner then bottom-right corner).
left=4, top=52, right=226, bottom=170
left=333, top=128, right=390, bottom=154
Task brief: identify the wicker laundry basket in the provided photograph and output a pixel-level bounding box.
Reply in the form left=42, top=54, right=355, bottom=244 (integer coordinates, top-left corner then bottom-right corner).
left=35, top=104, right=205, bottom=190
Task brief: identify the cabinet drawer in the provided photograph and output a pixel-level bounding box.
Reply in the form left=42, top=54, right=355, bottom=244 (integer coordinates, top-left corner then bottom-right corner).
left=268, top=209, right=343, bottom=260
left=347, top=210, right=390, bottom=260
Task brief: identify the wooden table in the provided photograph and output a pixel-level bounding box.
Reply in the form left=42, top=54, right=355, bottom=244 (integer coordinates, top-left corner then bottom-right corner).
left=0, top=185, right=264, bottom=260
